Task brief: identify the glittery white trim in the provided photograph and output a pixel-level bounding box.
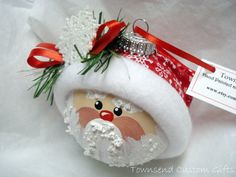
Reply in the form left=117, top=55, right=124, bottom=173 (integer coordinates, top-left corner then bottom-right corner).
left=63, top=95, right=167, bottom=167
left=82, top=118, right=125, bottom=166
left=56, top=9, right=99, bottom=66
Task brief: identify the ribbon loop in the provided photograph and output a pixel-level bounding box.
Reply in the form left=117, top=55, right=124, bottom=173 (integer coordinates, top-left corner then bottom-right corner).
left=91, top=20, right=126, bottom=55
left=134, top=26, right=216, bottom=73
left=27, top=43, right=64, bottom=68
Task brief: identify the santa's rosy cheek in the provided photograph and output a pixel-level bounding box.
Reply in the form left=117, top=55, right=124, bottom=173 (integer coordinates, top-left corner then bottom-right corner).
left=77, top=107, right=99, bottom=128
left=112, top=116, right=145, bottom=140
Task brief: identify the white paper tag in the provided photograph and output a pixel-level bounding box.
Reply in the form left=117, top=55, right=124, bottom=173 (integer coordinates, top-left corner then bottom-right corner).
left=187, top=60, right=236, bottom=115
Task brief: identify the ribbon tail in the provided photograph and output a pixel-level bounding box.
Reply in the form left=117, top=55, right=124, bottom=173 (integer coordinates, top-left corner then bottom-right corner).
left=134, top=26, right=216, bottom=73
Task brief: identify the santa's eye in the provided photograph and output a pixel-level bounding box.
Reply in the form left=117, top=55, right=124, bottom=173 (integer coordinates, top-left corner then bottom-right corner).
left=95, top=100, right=103, bottom=110
left=113, top=107, right=122, bottom=116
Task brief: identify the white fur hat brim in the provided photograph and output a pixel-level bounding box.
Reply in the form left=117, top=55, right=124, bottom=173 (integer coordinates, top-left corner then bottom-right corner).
left=54, top=55, right=192, bottom=159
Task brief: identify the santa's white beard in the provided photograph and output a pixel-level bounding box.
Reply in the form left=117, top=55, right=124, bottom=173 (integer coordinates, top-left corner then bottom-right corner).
left=63, top=102, right=167, bottom=167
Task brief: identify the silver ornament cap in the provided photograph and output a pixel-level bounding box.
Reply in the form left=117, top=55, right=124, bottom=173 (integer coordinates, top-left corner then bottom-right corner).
left=117, top=19, right=156, bottom=57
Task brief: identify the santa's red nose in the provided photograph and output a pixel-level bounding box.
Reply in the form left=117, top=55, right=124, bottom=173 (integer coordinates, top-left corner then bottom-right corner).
left=99, top=110, right=114, bottom=122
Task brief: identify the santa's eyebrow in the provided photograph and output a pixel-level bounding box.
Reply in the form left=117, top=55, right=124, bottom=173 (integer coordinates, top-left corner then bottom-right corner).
left=86, top=91, right=106, bottom=100
left=94, top=97, right=103, bottom=100
left=111, top=98, right=124, bottom=107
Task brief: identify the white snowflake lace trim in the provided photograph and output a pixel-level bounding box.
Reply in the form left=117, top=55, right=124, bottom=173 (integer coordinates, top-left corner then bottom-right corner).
left=56, top=9, right=99, bottom=66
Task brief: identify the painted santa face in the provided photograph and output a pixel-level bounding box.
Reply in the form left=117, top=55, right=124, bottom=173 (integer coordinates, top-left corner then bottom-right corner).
left=74, top=90, right=158, bottom=140
left=64, top=90, right=167, bottom=166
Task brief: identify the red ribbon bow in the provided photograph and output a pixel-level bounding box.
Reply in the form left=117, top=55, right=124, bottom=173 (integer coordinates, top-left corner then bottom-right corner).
left=134, top=26, right=216, bottom=73
left=27, top=43, right=64, bottom=68
left=90, top=20, right=126, bottom=55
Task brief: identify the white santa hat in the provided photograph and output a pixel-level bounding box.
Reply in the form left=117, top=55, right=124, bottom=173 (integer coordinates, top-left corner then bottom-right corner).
left=54, top=52, right=192, bottom=159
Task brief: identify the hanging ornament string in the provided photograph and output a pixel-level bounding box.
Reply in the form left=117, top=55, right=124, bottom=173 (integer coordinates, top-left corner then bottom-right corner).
left=133, top=26, right=216, bottom=73
left=90, top=20, right=126, bottom=55
left=27, top=43, right=64, bottom=68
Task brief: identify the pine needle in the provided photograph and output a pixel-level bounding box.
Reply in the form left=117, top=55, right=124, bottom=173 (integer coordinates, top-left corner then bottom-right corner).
left=98, top=11, right=103, bottom=24
left=74, top=44, right=83, bottom=59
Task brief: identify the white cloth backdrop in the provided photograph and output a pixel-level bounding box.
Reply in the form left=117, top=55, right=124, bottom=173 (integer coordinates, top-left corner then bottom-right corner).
left=0, top=0, right=235, bottom=177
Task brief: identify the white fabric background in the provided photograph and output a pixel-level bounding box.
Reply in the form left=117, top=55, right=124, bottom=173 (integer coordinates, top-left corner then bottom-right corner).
left=0, top=0, right=235, bottom=177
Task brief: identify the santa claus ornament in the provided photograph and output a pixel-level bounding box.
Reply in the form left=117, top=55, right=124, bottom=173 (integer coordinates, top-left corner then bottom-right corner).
left=26, top=9, right=215, bottom=167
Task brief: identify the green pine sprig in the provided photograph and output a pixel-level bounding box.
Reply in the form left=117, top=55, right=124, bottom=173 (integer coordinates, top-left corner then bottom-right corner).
left=28, top=64, right=64, bottom=105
